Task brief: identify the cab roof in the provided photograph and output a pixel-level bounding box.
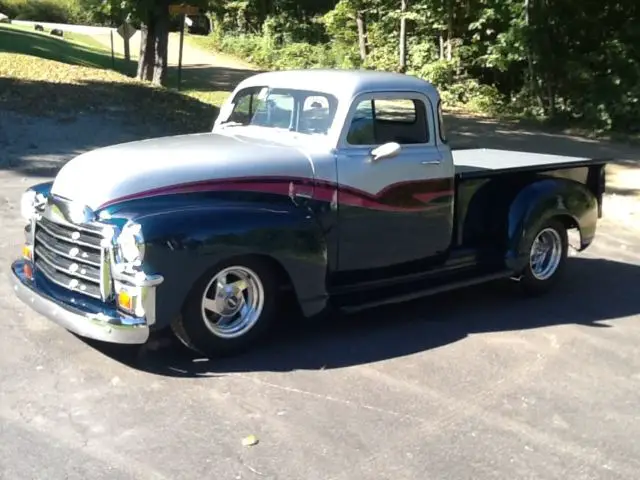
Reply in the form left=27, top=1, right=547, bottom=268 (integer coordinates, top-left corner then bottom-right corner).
left=234, top=69, right=440, bottom=101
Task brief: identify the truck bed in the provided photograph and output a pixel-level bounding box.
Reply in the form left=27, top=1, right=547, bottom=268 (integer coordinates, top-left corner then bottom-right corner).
left=453, top=148, right=609, bottom=178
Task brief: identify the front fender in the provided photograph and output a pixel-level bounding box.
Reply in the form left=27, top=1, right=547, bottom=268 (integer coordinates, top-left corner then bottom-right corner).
left=505, top=178, right=598, bottom=272
left=133, top=203, right=328, bottom=329
left=29, top=181, right=54, bottom=197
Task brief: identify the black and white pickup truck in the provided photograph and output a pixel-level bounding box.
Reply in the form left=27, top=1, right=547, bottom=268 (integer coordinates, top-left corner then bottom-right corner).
left=11, top=69, right=611, bottom=357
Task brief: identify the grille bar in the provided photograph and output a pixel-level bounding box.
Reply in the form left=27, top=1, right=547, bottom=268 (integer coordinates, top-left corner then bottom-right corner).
left=35, top=258, right=102, bottom=299
left=37, top=216, right=102, bottom=250
left=35, top=241, right=101, bottom=284
left=35, top=230, right=101, bottom=267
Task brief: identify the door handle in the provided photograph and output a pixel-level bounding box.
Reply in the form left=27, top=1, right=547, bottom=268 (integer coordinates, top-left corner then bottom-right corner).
left=421, top=160, right=440, bottom=165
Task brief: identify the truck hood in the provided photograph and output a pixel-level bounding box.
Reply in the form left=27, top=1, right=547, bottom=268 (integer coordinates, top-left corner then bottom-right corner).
left=50, top=132, right=315, bottom=211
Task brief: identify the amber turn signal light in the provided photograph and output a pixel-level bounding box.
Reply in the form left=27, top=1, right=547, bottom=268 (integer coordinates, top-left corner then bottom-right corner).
left=117, top=290, right=133, bottom=312
left=22, top=244, right=32, bottom=261
left=23, top=262, right=33, bottom=280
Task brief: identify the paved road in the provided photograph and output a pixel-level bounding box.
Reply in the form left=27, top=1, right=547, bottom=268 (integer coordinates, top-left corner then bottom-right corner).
left=1, top=111, right=640, bottom=479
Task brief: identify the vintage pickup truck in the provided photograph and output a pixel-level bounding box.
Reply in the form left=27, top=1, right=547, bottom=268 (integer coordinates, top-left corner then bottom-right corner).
left=10, top=69, right=610, bottom=357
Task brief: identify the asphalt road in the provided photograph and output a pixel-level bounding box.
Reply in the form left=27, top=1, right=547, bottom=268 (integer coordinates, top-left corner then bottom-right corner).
left=2, top=183, right=640, bottom=480
left=1, top=110, right=640, bottom=479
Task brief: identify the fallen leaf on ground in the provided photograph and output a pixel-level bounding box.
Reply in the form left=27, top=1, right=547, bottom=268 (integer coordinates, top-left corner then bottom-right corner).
left=242, top=435, right=259, bottom=447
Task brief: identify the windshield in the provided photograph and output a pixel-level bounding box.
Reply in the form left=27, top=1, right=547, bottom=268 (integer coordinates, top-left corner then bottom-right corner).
left=219, top=86, right=339, bottom=135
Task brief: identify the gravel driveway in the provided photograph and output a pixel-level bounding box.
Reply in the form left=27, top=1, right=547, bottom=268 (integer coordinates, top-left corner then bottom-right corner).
left=1, top=108, right=640, bottom=479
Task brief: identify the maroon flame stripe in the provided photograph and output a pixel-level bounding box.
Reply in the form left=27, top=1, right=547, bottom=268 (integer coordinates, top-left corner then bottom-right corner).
left=98, top=176, right=454, bottom=212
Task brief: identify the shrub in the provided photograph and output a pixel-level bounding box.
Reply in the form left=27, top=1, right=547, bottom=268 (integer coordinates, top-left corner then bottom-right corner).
left=0, top=0, right=97, bottom=25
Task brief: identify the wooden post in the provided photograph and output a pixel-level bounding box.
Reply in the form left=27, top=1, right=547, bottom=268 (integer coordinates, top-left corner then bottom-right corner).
left=123, top=31, right=131, bottom=61
left=178, top=13, right=185, bottom=90
left=110, top=30, right=115, bottom=69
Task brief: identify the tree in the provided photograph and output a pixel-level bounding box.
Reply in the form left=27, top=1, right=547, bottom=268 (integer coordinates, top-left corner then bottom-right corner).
left=399, top=0, right=407, bottom=71
left=109, top=0, right=639, bottom=131
left=83, top=0, right=207, bottom=86
left=135, top=0, right=172, bottom=85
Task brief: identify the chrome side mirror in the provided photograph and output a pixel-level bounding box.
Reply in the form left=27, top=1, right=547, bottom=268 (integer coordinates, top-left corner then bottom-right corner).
left=370, top=142, right=401, bottom=162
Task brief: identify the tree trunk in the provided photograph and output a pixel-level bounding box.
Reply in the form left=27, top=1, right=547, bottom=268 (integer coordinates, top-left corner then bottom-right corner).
left=136, top=0, right=170, bottom=86
left=446, top=0, right=454, bottom=60
left=123, top=35, right=131, bottom=61
left=356, top=10, right=368, bottom=61
left=399, top=0, right=408, bottom=72
left=524, top=0, right=535, bottom=96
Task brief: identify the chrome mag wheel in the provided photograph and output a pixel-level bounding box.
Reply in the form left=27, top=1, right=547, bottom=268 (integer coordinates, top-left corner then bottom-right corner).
left=201, top=266, right=265, bottom=339
left=529, top=227, right=563, bottom=281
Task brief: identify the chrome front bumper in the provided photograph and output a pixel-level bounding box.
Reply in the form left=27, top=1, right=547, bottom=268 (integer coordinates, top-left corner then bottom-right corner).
left=10, top=260, right=152, bottom=344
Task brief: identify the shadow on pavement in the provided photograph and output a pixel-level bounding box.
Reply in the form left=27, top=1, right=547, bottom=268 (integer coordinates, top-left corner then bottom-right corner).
left=607, top=185, right=640, bottom=198
left=166, top=64, right=259, bottom=93
left=0, top=76, right=219, bottom=176
left=87, top=256, right=640, bottom=376
left=445, top=114, right=640, bottom=164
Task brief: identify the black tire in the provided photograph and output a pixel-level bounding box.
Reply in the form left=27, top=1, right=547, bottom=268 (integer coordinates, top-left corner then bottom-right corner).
left=171, top=256, right=280, bottom=358
left=518, top=218, right=569, bottom=296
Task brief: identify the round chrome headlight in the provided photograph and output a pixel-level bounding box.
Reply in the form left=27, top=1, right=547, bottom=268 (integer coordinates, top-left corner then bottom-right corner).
left=20, top=190, right=37, bottom=221
left=116, top=222, right=145, bottom=264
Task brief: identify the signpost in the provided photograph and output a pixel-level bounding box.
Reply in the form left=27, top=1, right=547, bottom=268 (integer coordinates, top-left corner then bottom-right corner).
left=110, top=30, right=115, bottom=69
left=116, top=21, right=136, bottom=61
left=169, top=3, right=200, bottom=90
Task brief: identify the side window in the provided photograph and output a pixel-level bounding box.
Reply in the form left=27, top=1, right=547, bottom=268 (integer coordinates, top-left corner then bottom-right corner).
left=375, top=99, right=416, bottom=123
left=346, top=97, right=429, bottom=146
left=346, top=100, right=375, bottom=145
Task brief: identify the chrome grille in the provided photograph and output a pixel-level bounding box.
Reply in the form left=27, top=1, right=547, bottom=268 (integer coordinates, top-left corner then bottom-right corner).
left=33, top=215, right=106, bottom=300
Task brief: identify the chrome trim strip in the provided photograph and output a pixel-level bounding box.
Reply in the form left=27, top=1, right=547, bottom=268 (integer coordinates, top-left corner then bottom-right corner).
left=42, top=195, right=104, bottom=234
left=100, top=233, right=114, bottom=301
left=9, top=260, right=149, bottom=345
left=112, top=265, right=164, bottom=288
left=28, top=215, right=36, bottom=245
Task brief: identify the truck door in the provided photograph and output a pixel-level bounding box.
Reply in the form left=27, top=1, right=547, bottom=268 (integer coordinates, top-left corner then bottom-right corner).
left=334, top=92, right=455, bottom=274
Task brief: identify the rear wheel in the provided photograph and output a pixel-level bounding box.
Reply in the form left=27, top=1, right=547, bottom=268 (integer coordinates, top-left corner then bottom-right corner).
left=172, top=257, right=280, bottom=357
left=517, top=218, right=568, bottom=296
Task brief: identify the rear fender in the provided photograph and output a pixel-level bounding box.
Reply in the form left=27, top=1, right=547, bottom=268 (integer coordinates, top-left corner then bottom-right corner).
left=134, top=204, right=329, bottom=329
left=505, top=178, right=598, bottom=272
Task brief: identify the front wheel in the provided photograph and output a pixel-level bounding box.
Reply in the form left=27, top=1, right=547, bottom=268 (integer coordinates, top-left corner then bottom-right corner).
left=172, top=257, right=280, bottom=357
left=517, top=218, right=568, bottom=296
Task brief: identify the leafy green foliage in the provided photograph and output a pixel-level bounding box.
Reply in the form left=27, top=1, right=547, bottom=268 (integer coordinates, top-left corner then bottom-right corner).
left=201, top=0, right=639, bottom=133
left=2, top=0, right=637, bottom=132
left=0, top=0, right=93, bottom=24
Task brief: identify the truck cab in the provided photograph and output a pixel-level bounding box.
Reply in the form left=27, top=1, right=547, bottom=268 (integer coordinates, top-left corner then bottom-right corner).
left=10, top=69, right=609, bottom=357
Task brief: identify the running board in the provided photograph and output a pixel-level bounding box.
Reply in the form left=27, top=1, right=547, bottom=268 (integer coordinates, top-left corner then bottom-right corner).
left=339, top=270, right=514, bottom=314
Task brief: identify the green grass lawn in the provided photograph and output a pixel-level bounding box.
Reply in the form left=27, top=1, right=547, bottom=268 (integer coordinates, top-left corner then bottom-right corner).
left=0, top=24, right=136, bottom=75
left=0, top=24, right=218, bottom=133
left=0, top=24, right=238, bottom=110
